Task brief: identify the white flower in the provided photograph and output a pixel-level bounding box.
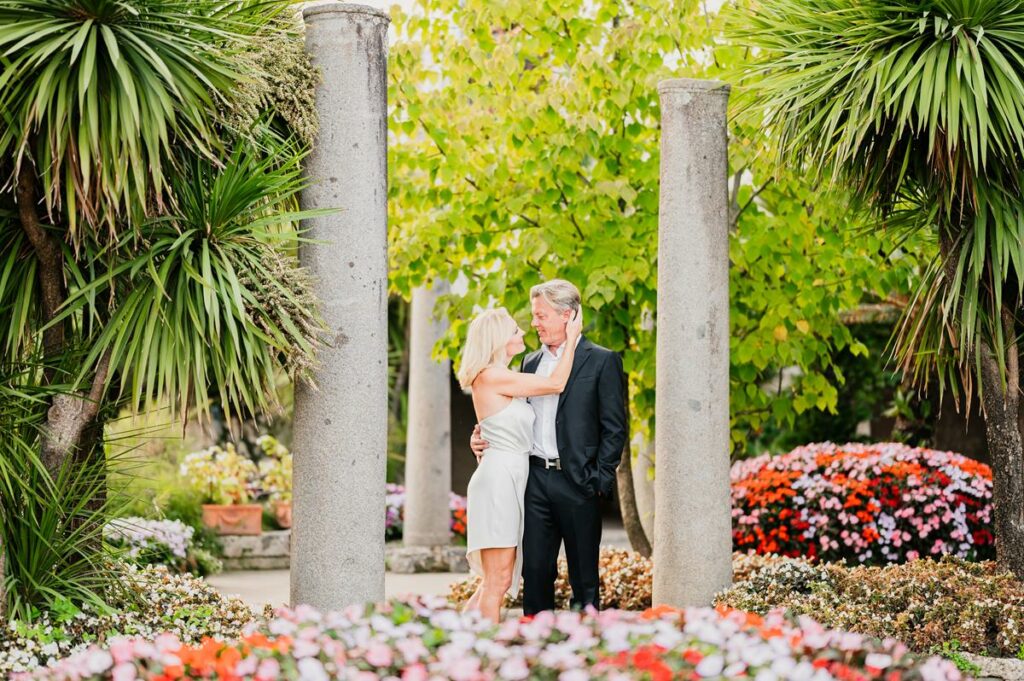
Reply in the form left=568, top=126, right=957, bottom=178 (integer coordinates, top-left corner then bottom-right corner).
left=696, top=654, right=725, bottom=677
left=297, top=656, right=330, bottom=681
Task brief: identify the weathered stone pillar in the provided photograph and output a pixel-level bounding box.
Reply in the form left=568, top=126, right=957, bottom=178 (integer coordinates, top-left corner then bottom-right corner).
left=653, top=78, right=732, bottom=607
left=292, top=2, right=390, bottom=611
left=403, top=281, right=452, bottom=546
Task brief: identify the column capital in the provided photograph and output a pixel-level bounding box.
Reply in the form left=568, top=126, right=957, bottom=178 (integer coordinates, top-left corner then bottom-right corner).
left=303, top=2, right=391, bottom=22
left=657, top=78, right=731, bottom=96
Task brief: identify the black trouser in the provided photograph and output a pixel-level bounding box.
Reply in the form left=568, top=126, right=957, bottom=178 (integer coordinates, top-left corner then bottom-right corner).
left=522, top=458, right=602, bottom=615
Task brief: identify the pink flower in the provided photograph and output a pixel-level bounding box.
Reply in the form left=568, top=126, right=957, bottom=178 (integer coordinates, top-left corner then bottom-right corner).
left=498, top=656, right=531, bottom=680
left=111, top=662, right=137, bottom=681
left=108, top=639, right=135, bottom=665
left=396, top=637, right=429, bottom=663
left=256, top=658, right=281, bottom=679
left=401, top=664, right=429, bottom=681
left=445, top=655, right=482, bottom=681
left=366, top=642, right=395, bottom=667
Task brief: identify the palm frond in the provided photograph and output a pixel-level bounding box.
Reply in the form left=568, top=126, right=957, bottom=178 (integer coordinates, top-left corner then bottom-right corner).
left=0, top=210, right=39, bottom=361
left=0, top=0, right=292, bottom=240
left=733, top=0, right=1024, bottom=397
left=56, top=133, right=329, bottom=419
left=0, top=376, right=135, bottom=620
left=734, top=0, right=1024, bottom=208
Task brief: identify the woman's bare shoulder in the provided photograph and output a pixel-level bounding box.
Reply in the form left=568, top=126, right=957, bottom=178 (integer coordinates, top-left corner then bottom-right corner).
left=474, top=366, right=513, bottom=384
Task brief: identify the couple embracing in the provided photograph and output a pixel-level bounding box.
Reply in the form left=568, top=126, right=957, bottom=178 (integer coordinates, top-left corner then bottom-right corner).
left=455, top=279, right=627, bottom=623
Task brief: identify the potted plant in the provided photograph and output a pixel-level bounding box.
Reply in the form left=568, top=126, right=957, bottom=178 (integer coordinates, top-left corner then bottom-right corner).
left=180, top=444, right=262, bottom=535
left=258, top=435, right=293, bottom=528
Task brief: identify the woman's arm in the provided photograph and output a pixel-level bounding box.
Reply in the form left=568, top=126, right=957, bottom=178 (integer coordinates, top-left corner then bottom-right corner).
left=477, top=310, right=581, bottom=398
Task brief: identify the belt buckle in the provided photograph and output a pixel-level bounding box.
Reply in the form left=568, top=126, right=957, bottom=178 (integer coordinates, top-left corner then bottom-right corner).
left=546, top=458, right=561, bottom=470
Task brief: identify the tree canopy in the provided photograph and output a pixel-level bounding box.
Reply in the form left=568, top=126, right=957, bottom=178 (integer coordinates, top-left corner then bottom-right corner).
left=388, top=0, right=931, bottom=456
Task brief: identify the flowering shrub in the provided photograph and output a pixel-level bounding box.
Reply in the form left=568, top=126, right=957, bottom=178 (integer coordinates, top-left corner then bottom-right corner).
left=731, top=442, right=994, bottom=564
left=256, top=435, right=292, bottom=503
left=103, top=518, right=223, bottom=576
left=104, top=518, right=191, bottom=566
left=179, top=444, right=259, bottom=505
left=385, top=482, right=404, bottom=541
left=104, top=518, right=192, bottom=562
left=385, top=483, right=468, bottom=543
left=451, top=547, right=652, bottom=610
left=449, top=548, right=801, bottom=611
left=0, top=565, right=254, bottom=676
left=23, top=596, right=962, bottom=680
left=717, top=554, right=1024, bottom=658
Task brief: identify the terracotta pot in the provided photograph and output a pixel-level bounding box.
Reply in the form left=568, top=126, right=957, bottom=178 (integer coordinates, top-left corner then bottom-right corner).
left=201, top=503, right=263, bottom=535
left=273, top=500, right=292, bottom=529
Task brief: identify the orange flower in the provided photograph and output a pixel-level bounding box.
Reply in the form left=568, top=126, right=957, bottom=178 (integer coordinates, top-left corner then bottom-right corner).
left=157, top=667, right=183, bottom=681
left=240, top=630, right=272, bottom=647
left=642, top=604, right=680, bottom=620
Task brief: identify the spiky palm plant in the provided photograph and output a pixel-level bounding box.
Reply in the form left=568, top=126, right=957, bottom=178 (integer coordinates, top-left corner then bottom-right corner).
left=0, top=0, right=285, bottom=238
left=55, top=133, right=326, bottom=419
left=0, top=0, right=325, bottom=618
left=733, top=0, right=1024, bottom=574
left=0, top=374, right=137, bottom=620
left=0, top=0, right=315, bottom=473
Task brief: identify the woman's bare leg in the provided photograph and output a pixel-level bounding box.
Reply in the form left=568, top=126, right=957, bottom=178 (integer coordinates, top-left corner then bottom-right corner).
left=461, top=580, right=483, bottom=614
left=478, top=547, right=516, bottom=624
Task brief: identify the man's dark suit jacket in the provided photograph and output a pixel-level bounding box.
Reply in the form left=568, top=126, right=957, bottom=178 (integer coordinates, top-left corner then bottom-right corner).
left=521, top=336, right=628, bottom=497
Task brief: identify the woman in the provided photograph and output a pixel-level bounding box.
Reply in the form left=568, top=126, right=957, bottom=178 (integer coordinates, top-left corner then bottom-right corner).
left=455, top=306, right=581, bottom=623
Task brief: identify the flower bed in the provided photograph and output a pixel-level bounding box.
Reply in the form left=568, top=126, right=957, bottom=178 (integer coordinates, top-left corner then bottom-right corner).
left=448, top=548, right=797, bottom=611
left=104, top=518, right=222, bottom=576
left=0, top=565, right=254, bottom=676
left=717, top=554, right=1024, bottom=658
left=450, top=547, right=653, bottom=610
left=452, top=546, right=1024, bottom=658
left=385, top=483, right=468, bottom=543
left=731, top=442, right=994, bottom=564
left=23, top=596, right=962, bottom=680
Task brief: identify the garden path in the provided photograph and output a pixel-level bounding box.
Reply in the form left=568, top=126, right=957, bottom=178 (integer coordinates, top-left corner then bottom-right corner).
left=207, top=523, right=631, bottom=610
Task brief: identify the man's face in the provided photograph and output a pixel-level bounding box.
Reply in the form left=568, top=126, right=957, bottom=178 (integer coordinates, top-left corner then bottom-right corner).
left=531, top=296, right=570, bottom=348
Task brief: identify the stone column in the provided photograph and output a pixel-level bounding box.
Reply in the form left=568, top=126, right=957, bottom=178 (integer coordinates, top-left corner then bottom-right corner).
left=292, top=2, right=390, bottom=611
left=402, top=281, right=452, bottom=549
left=653, top=78, right=732, bottom=607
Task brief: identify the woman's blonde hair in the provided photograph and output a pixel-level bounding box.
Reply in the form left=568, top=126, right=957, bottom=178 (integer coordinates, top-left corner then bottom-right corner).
left=457, top=308, right=516, bottom=389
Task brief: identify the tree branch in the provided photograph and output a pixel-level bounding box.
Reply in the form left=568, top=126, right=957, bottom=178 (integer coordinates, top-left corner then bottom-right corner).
left=732, top=178, right=773, bottom=229
left=41, top=349, right=112, bottom=476
left=16, top=162, right=65, bottom=369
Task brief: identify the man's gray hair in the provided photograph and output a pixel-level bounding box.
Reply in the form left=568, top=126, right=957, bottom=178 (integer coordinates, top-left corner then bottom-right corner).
left=530, top=279, right=581, bottom=313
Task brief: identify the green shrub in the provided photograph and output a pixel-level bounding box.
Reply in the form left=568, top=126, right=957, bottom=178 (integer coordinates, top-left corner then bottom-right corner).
left=0, top=565, right=253, bottom=675
left=717, top=554, right=1024, bottom=657
left=0, top=386, right=136, bottom=621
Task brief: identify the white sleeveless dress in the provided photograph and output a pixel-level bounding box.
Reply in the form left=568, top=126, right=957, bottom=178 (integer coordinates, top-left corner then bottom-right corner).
left=466, top=397, right=535, bottom=598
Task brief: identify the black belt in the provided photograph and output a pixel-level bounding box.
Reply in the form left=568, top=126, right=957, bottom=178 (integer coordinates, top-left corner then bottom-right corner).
left=530, top=455, right=562, bottom=470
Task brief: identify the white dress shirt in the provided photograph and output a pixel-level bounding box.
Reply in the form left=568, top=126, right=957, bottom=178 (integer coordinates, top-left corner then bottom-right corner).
left=528, top=337, right=580, bottom=460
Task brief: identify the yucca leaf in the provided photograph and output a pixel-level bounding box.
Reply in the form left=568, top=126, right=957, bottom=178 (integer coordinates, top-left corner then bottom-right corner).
left=732, top=0, right=1024, bottom=398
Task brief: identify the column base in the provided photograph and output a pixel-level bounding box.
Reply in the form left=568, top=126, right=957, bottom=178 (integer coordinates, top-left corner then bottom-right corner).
left=386, top=544, right=468, bottom=573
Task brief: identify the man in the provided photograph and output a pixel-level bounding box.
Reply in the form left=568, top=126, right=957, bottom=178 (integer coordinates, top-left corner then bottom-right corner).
left=471, top=279, right=627, bottom=614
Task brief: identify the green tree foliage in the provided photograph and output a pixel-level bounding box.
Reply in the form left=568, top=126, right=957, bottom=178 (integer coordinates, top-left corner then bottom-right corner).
left=388, top=0, right=930, bottom=457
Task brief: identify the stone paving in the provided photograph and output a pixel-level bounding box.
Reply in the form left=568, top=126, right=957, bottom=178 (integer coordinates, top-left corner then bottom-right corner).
left=205, top=570, right=465, bottom=611
left=206, top=523, right=631, bottom=610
